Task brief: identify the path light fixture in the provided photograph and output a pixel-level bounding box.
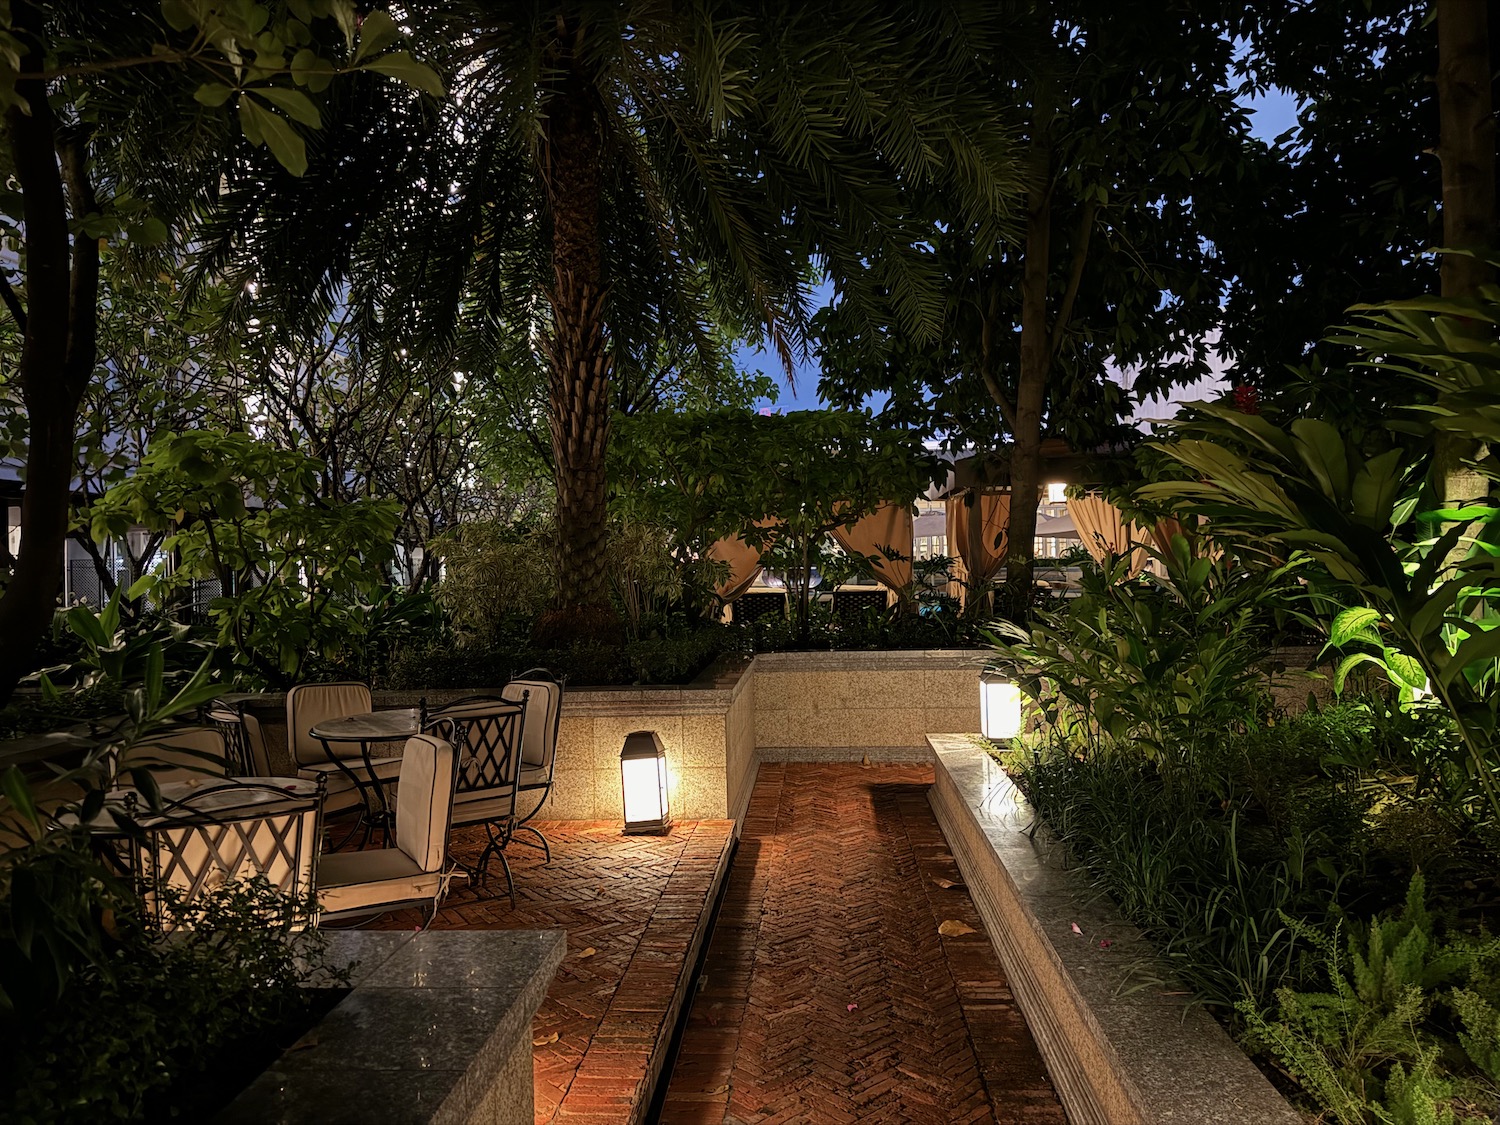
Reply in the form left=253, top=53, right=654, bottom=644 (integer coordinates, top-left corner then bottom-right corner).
left=620, top=731, right=671, bottom=835
left=979, top=671, right=1024, bottom=742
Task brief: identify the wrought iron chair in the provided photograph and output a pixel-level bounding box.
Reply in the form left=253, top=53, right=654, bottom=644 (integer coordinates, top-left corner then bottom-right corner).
left=129, top=776, right=325, bottom=932
left=316, top=734, right=458, bottom=926
left=203, top=702, right=271, bottom=776
left=503, top=669, right=564, bottom=861
left=425, top=694, right=528, bottom=905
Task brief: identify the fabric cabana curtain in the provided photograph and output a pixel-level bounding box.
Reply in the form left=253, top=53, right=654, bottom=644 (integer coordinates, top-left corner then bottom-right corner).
left=1068, top=494, right=1151, bottom=577
left=706, top=532, right=768, bottom=602
left=945, top=490, right=1011, bottom=584
left=829, top=503, right=915, bottom=599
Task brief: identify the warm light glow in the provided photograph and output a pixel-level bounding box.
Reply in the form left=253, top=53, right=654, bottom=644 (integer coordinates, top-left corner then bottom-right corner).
left=980, top=673, right=1024, bottom=741
left=1046, top=481, right=1067, bottom=504
left=620, top=731, right=671, bottom=834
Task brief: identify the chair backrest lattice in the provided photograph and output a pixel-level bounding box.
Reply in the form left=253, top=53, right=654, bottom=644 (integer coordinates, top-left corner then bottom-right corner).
left=426, top=695, right=527, bottom=797
left=204, top=705, right=254, bottom=775
left=132, top=782, right=323, bottom=931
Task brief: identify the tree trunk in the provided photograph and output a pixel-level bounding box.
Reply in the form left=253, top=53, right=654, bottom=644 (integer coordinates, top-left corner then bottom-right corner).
left=1002, top=117, right=1053, bottom=624
left=0, top=35, right=99, bottom=705
left=1434, top=0, right=1495, bottom=515
left=533, top=26, right=621, bottom=647
left=1436, top=0, right=1495, bottom=298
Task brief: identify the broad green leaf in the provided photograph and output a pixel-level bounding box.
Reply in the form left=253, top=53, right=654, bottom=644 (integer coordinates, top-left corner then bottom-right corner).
left=1383, top=648, right=1428, bottom=691
left=290, top=47, right=333, bottom=92
left=1329, top=606, right=1382, bottom=647
left=242, top=96, right=308, bottom=176
left=1290, top=418, right=1350, bottom=498
left=353, top=9, right=401, bottom=62
left=1333, top=651, right=1382, bottom=693
left=1442, top=625, right=1500, bottom=687
left=193, top=82, right=235, bottom=107
left=249, top=86, right=321, bottom=127
left=363, top=51, right=445, bottom=97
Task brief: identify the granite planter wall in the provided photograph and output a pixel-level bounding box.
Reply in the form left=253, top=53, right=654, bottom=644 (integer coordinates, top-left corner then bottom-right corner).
left=220, top=929, right=565, bottom=1125
left=926, top=734, right=1301, bottom=1125
left=240, top=648, right=977, bottom=823
left=751, top=649, right=982, bottom=761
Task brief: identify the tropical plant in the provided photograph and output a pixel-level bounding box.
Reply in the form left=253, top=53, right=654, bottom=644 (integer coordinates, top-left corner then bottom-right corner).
left=1139, top=283, right=1500, bottom=828
left=200, top=2, right=1027, bottom=642
left=990, top=537, right=1308, bottom=774
left=0, top=1, right=442, bottom=704
left=86, top=430, right=401, bottom=688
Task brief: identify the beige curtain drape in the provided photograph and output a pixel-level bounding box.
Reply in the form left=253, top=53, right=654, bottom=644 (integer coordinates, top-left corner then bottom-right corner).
left=829, top=503, right=915, bottom=596
left=706, top=530, right=769, bottom=602
left=946, top=490, right=1011, bottom=584
left=1068, top=494, right=1150, bottom=577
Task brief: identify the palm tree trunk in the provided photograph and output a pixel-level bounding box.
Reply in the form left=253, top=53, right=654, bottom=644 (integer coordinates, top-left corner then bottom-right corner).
left=535, top=33, right=621, bottom=645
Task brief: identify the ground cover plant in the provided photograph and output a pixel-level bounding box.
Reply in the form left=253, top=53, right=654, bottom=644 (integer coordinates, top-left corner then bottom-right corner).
left=993, top=285, right=1500, bottom=1121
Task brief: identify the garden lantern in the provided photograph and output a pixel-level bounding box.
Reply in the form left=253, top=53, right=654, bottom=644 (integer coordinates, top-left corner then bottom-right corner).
left=979, top=671, right=1023, bottom=741
left=620, top=731, right=671, bottom=834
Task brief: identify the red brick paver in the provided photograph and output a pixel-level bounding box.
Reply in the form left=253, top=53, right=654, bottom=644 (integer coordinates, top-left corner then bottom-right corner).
left=661, top=764, right=1065, bottom=1125
left=374, top=819, right=734, bottom=1124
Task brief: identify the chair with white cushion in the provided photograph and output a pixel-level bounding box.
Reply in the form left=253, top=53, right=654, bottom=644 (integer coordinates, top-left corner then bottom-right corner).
left=117, top=726, right=229, bottom=787
left=425, top=694, right=528, bottom=904
left=285, top=682, right=398, bottom=824
left=503, top=669, right=564, bottom=861
left=316, top=734, right=458, bottom=925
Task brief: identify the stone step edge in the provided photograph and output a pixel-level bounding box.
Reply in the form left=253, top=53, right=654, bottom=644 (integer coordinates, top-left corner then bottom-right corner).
left=926, top=734, right=1302, bottom=1125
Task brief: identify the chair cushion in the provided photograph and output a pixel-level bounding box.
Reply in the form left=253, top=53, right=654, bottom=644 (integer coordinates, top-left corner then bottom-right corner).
left=451, top=788, right=517, bottom=827
left=317, top=850, right=440, bottom=915
left=286, top=682, right=373, bottom=767
left=395, top=735, right=457, bottom=872
left=297, top=757, right=403, bottom=783
left=119, top=727, right=228, bottom=785
left=501, top=680, right=561, bottom=769
left=518, top=764, right=549, bottom=790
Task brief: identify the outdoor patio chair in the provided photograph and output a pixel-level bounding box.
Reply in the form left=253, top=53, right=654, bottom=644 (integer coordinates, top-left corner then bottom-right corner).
left=130, top=778, right=324, bottom=932
left=503, top=669, right=564, bottom=861
left=316, top=733, right=458, bottom=925
left=117, top=726, right=229, bottom=786
left=204, top=702, right=272, bottom=776
left=285, top=681, right=399, bottom=821
left=425, top=693, right=528, bottom=905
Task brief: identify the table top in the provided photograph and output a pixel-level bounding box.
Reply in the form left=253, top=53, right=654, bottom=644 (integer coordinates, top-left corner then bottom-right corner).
left=309, top=710, right=421, bottom=743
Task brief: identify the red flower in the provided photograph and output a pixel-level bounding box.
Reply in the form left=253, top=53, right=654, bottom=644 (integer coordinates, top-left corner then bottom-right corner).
left=1231, top=384, right=1260, bottom=415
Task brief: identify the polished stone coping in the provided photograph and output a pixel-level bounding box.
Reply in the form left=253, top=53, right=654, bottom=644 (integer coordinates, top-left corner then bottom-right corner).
left=927, top=734, right=1302, bottom=1125
left=218, top=929, right=566, bottom=1125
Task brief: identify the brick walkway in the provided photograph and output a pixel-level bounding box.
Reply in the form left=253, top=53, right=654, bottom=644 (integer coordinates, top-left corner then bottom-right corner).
left=660, top=763, right=1065, bottom=1125
left=373, top=819, right=734, bottom=1124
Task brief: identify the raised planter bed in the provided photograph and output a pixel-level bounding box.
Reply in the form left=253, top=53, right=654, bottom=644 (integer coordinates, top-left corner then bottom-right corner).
left=926, top=734, right=1302, bottom=1125
left=219, top=929, right=565, bottom=1125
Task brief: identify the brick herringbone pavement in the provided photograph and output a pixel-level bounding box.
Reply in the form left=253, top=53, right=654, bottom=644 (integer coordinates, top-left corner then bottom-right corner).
left=371, top=819, right=734, bottom=1125
left=660, top=764, right=1065, bottom=1125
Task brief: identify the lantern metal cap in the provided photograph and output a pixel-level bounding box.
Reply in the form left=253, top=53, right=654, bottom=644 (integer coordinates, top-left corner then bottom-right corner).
left=620, top=730, right=665, bottom=760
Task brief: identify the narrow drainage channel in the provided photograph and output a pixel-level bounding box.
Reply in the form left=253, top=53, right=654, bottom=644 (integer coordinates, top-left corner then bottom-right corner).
left=642, top=837, right=739, bottom=1124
